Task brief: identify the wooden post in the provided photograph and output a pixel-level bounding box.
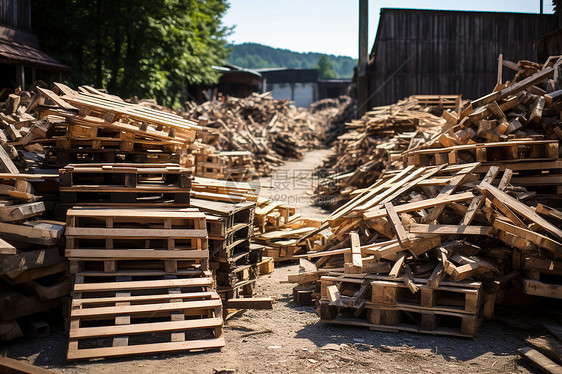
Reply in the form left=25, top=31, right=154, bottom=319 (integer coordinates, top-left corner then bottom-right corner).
left=497, top=54, right=503, bottom=85
left=357, top=0, right=369, bottom=116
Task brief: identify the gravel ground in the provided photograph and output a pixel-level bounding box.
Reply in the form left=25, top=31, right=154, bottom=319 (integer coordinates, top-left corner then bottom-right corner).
left=0, top=263, right=536, bottom=373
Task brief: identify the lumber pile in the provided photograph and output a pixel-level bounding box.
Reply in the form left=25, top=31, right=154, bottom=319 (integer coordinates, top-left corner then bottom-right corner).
left=402, top=58, right=562, bottom=204
left=314, top=96, right=448, bottom=210
left=0, top=160, right=66, bottom=340
left=253, top=198, right=326, bottom=261
left=289, top=161, right=562, bottom=337
left=291, top=57, right=562, bottom=338
left=186, top=92, right=351, bottom=177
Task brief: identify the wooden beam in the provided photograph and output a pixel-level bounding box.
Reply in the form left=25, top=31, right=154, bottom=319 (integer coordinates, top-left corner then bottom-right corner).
left=0, top=356, right=55, bottom=374
left=478, top=182, right=562, bottom=242
left=384, top=202, right=410, bottom=249
left=518, top=347, right=562, bottom=374
left=408, top=224, right=494, bottom=236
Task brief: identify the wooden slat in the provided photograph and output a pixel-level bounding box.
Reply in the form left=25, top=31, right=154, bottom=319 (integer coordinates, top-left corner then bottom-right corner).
left=70, top=317, right=223, bottom=339
left=73, top=277, right=213, bottom=292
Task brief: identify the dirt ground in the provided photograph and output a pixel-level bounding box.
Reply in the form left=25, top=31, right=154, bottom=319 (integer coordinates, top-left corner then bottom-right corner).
left=0, top=150, right=541, bottom=373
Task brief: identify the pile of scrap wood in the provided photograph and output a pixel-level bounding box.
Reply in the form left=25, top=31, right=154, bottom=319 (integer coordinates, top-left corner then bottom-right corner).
left=288, top=163, right=562, bottom=337
left=403, top=57, right=562, bottom=203
left=0, top=91, right=70, bottom=340
left=185, top=92, right=352, bottom=177
left=253, top=198, right=327, bottom=261
left=288, top=57, right=562, bottom=338
left=314, top=96, right=451, bottom=210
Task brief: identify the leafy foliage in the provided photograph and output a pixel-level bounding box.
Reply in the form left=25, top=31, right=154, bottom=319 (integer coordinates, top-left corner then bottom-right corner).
left=31, top=0, right=231, bottom=108
left=228, top=43, right=356, bottom=78
left=316, top=55, right=337, bottom=79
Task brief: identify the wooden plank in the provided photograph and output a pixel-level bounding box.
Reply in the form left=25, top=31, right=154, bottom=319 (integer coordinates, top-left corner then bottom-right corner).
left=67, top=337, right=225, bottom=360
left=478, top=182, right=562, bottom=242
left=408, top=224, right=494, bottom=236
left=0, top=221, right=64, bottom=245
left=364, top=192, right=474, bottom=219
left=65, top=227, right=207, bottom=239
left=345, top=231, right=363, bottom=273
left=328, top=165, right=416, bottom=223
left=65, top=249, right=209, bottom=260
left=472, top=66, right=554, bottom=107
left=72, top=292, right=216, bottom=307
left=70, top=317, right=223, bottom=339
left=223, top=298, right=273, bottom=310
left=494, top=218, right=562, bottom=256
left=523, top=279, right=562, bottom=299
left=518, top=347, right=562, bottom=374
left=536, top=204, right=562, bottom=224
left=0, top=146, right=19, bottom=174
left=0, top=356, right=54, bottom=374
left=0, top=238, right=16, bottom=254
left=526, top=336, right=562, bottom=365
left=384, top=202, right=411, bottom=249
left=0, top=202, right=45, bottom=222
left=73, top=277, right=214, bottom=292
left=0, top=247, right=60, bottom=274
left=71, top=299, right=222, bottom=318
left=459, top=166, right=500, bottom=225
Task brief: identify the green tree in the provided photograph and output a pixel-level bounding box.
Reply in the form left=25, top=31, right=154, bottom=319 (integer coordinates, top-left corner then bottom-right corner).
left=32, top=0, right=231, bottom=108
left=316, top=54, right=337, bottom=79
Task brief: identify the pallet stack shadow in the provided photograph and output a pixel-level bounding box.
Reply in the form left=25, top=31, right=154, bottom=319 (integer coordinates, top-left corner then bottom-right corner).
left=190, top=198, right=266, bottom=301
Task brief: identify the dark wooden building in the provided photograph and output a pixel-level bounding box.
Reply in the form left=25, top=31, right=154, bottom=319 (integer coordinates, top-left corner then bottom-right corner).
left=364, top=8, right=559, bottom=108
left=0, top=0, right=69, bottom=89
left=187, top=64, right=262, bottom=103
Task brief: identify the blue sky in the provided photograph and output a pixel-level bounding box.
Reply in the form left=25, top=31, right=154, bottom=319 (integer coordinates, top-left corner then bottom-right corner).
left=223, top=0, right=555, bottom=58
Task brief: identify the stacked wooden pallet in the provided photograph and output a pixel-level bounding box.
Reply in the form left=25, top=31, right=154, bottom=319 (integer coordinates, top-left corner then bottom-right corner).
left=189, top=198, right=263, bottom=300
left=194, top=145, right=255, bottom=181
left=59, top=163, right=192, bottom=207
left=31, top=83, right=199, bottom=169
left=402, top=58, right=562, bottom=203
left=65, top=207, right=224, bottom=360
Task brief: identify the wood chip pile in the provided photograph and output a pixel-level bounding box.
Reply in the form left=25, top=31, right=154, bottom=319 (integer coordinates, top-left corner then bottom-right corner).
left=288, top=57, right=562, bottom=339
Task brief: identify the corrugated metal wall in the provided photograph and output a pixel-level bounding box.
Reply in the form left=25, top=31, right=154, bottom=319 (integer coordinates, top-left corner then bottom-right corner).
left=367, top=9, right=559, bottom=107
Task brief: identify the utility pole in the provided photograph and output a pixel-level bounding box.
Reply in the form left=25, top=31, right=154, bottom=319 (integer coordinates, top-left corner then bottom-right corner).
left=357, top=0, right=369, bottom=116
left=540, top=0, right=544, bottom=14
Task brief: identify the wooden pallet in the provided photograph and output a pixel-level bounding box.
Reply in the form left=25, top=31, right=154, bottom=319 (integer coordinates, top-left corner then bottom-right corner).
left=521, top=257, right=562, bottom=299
left=47, top=84, right=201, bottom=143
left=67, top=274, right=224, bottom=360
left=404, top=140, right=559, bottom=166
left=65, top=208, right=208, bottom=273
left=318, top=275, right=483, bottom=338
left=46, top=148, right=182, bottom=167
left=318, top=300, right=481, bottom=338
left=216, top=263, right=259, bottom=288
left=59, top=163, right=192, bottom=188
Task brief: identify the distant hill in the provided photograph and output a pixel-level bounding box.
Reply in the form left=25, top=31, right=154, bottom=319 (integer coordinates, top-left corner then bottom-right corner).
left=227, top=43, right=356, bottom=79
